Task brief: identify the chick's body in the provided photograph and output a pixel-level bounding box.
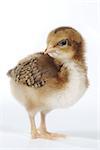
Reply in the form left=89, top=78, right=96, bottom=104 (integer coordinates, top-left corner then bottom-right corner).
left=7, top=27, right=88, bottom=139
left=9, top=53, right=63, bottom=111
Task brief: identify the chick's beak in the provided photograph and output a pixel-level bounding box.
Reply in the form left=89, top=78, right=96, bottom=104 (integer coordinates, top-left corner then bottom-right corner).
left=44, top=48, right=47, bottom=54
left=44, top=47, right=54, bottom=54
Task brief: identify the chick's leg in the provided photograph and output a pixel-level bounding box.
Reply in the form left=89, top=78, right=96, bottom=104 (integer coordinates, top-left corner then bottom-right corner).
left=38, top=112, right=66, bottom=140
left=28, top=112, right=39, bottom=139
left=38, top=112, right=47, bottom=133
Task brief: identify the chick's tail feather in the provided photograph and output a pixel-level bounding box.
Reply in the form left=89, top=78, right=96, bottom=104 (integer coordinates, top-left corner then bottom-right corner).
left=7, top=69, right=14, bottom=77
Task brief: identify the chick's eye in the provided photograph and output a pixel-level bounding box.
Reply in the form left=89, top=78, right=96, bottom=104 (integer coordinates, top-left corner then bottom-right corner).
left=57, top=39, right=69, bottom=46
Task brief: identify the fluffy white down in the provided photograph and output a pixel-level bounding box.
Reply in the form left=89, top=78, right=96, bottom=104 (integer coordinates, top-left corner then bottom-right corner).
left=46, top=60, right=87, bottom=109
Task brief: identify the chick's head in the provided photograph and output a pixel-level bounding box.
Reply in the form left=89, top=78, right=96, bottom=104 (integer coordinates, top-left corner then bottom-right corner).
left=45, top=27, right=84, bottom=63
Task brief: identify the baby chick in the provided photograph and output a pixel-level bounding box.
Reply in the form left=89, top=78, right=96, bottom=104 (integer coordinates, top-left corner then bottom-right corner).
left=7, top=27, right=88, bottom=140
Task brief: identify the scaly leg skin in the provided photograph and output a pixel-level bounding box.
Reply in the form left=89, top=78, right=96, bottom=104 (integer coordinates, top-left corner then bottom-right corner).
left=37, top=112, right=66, bottom=140
left=28, top=112, right=40, bottom=139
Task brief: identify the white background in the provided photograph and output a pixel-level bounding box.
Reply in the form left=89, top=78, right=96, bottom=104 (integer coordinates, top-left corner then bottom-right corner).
left=0, top=0, right=99, bottom=149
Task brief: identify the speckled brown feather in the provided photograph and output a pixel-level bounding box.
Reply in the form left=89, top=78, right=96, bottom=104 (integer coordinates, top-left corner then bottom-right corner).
left=7, top=53, right=63, bottom=88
